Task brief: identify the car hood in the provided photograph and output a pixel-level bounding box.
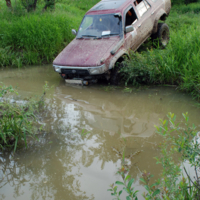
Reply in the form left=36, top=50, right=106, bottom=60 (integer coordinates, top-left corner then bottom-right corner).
left=53, top=37, right=119, bottom=67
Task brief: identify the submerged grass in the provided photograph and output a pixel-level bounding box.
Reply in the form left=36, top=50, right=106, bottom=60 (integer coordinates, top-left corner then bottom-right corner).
left=0, top=83, right=48, bottom=151
left=122, top=3, right=200, bottom=99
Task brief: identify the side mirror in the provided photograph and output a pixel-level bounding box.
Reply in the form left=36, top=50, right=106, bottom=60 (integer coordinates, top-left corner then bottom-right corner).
left=114, top=12, right=122, bottom=19
left=125, top=26, right=134, bottom=33
left=72, top=29, right=77, bottom=35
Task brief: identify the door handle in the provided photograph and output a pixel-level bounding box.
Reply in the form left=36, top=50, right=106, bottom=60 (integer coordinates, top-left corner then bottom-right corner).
left=138, top=24, right=141, bottom=28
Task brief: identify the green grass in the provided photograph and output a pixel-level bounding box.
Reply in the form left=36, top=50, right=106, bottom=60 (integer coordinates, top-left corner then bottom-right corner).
left=0, top=0, right=99, bottom=67
left=0, top=8, right=74, bottom=67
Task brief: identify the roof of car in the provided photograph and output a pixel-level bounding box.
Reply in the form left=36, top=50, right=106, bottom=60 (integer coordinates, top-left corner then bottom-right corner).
left=87, top=0, right=131, bottom=15
left=90, top=0, right=127, bottom=11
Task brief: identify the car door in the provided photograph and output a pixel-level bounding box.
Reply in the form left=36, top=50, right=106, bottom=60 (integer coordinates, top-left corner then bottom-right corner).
left=134, top=0, right=153, bottom=44
left=124, top=6, right=141, bottom=51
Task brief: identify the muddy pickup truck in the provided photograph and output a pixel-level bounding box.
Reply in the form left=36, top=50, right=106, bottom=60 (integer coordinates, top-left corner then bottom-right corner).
left=53, top=0, right=171, bottom=85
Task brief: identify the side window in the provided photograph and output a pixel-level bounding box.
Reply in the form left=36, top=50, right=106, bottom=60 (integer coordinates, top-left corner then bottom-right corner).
left=135, top=0, right=150, bottom=17
left=79, top=16, right=93, bottom=31
left=125, top=7, right=138, bottom=27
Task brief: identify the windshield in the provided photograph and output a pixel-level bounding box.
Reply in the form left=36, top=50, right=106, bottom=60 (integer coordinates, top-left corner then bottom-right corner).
left=77, top=14, right=122, bottom=38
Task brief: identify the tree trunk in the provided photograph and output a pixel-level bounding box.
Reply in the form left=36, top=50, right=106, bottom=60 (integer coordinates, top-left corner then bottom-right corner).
left=43, top=0, right=55, bottom=11
left=27, top=0, right=38, bottom=12
left=5, top=0, right=12, bottom=8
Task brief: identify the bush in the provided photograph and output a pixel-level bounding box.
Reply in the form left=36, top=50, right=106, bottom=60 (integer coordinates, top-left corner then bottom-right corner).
left=108, top=113, right=200, bottom=199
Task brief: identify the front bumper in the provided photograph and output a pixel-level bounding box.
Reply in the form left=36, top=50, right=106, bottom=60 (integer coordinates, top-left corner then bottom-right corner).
left=53, top=64, right=107, bottom=75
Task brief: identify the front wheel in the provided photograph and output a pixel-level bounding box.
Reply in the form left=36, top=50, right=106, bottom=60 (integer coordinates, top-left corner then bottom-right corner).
left=110, top=63, right=123, bottom=85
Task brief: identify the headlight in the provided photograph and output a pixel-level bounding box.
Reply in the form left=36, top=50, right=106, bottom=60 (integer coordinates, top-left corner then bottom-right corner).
left=54, top=66, right=61, bottom=73
left=88, top=64, right=106, bottom=75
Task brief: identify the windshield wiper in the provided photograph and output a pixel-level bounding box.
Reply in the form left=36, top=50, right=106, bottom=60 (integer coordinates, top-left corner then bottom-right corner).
left=102, top=33, right=119, bottom=37
left=82, top=34, right=96, bottom=37
left=77, top=35, right=102, bottom=39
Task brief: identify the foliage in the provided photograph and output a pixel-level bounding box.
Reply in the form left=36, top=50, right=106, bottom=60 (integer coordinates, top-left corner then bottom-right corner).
left=108, top=152, right=139, bottom=200
left=171, top=0, right=200, bottom=5
left=152, top=112, right=200, bottom=199
left=0, top=9, right=74, bottom=67
left=108, top=113, right=200, bottom=199
left=0, top=83, right=48, bottom=152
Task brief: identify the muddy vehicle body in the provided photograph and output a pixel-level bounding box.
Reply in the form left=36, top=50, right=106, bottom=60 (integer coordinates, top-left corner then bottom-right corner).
left=53, top=0, right=171, bottom=85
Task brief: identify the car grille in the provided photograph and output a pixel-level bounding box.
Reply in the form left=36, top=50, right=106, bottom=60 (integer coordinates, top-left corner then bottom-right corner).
left=61, top=69, right=90, bottom=76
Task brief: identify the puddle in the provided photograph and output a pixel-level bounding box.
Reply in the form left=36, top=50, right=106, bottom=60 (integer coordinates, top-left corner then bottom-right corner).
left=0, top=65, right=200, bottom=200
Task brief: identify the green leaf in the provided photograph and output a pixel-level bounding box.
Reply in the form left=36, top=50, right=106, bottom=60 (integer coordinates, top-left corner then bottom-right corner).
left=107, top=189, right=113, bottom=191
left=119, top=190, right=122, bottom=196
left=152, top=189, right=160, bottom=197
left=126, top=196, right=132, bottom=200
left=14, top=137, right=18, bottom=152
left=115, top=181, right=125, bottom=186
left=144, top=185, right=150, bottom=191
left=127, top=178, right=134, bottom=188
left=140, top=178, right=146, bottom=184
left=125, top=175, right=131, bottom=181
left=150, top=182, right=159, bottom=188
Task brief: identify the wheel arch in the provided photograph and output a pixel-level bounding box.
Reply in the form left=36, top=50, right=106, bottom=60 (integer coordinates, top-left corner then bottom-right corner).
left=109, top=49, right=129, bottom=70
left=152, top=9, right=167, bottom=34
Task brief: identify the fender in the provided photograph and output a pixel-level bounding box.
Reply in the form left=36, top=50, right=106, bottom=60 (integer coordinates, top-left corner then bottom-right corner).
left=109, top=49, right=128, bottom=70
left=152, top=9, right=167, bottom=33
left=163, top=0, right=171, bottom=14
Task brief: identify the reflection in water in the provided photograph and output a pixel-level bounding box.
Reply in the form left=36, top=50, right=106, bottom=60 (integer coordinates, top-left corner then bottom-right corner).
left=0, top=65, right=200, bottom=200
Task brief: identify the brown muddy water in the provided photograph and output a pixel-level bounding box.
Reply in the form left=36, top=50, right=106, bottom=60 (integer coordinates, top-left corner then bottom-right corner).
left=0, top=65, right=200, bottom=200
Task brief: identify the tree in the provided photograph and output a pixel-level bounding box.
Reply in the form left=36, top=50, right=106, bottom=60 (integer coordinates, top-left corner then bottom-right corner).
left=5, top=0, right=12, bottom=8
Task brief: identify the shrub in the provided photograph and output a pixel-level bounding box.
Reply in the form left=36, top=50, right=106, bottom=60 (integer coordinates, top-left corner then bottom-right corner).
left=108, top=113, right=200, bottom=199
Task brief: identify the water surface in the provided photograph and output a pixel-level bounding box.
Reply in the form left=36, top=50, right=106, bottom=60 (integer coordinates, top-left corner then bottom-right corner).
left=0, top=65, right=199, bottom=200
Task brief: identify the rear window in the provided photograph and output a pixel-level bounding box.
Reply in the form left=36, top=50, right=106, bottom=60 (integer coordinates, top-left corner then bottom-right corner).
left=135, top=0, right=150, bottom=17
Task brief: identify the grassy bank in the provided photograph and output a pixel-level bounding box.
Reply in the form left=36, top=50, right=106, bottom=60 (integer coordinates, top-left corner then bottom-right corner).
left=122, top=2, right=200, bottom=100
left=0, top=0, right=99, bottom=67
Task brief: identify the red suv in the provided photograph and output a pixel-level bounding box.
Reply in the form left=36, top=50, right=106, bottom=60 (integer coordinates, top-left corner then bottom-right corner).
left=53, top=0, right=171, bottom=85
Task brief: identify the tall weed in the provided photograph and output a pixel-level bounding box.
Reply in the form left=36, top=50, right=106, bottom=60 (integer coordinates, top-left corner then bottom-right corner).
left=0, top=8, right=74, bottom=66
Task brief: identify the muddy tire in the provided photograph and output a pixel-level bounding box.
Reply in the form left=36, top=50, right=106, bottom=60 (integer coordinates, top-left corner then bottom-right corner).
left=110, top=63, right=123, bottom=85
left=151, top=23, right=170, bottom=48
left=157, top=23, right=170, bottom=48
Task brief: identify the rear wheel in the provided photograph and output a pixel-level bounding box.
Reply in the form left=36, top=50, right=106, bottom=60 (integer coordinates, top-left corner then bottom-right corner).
left=152, top=23, right=170, bottom=48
